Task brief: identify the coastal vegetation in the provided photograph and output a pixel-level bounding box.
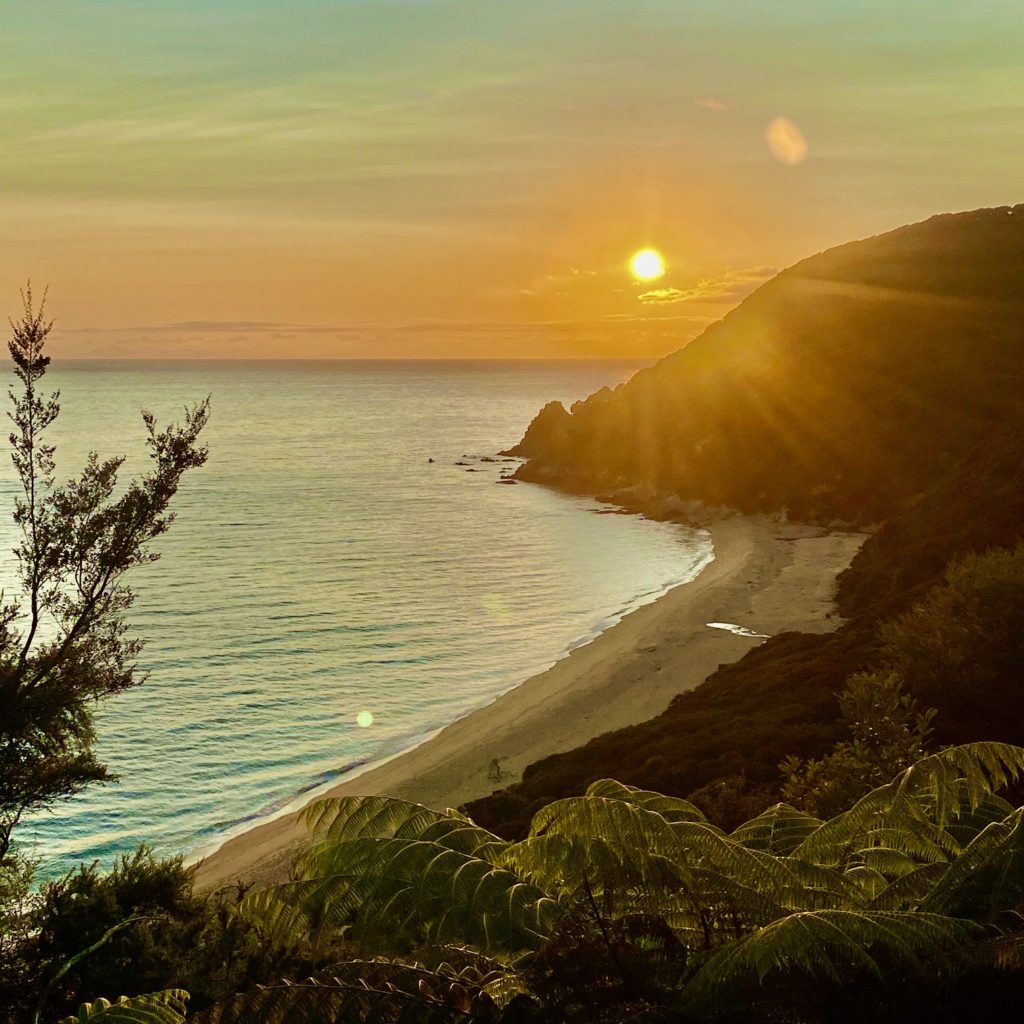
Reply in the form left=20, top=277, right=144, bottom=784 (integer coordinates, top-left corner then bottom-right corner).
left=0, top=291, right=211, bottom=1020
left=5, top=206, right=1024, bottom=1020
left=0, top=288, right=210, bottom=867
left=24, top=744, right=1024, bottom=1022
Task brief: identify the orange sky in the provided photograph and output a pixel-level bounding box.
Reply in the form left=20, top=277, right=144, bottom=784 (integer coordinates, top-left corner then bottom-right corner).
left=2, top=2, right=1021, bottom=358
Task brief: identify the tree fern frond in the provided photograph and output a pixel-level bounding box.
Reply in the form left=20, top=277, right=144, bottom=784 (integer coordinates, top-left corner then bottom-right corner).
left=59, top=991, right=188, bottom=1024
left=771, top=858, right=865, bottom=911
left=499, top=833, right=682, bottom=897
left=792, top=784, right=961, bottom=867
left=895, top=743, right=1024, bottom=826
left=731, top=804, right=822, bottom=856
left=851, top=846, right=921, bottom=878
left=584, top=779, right=711, bottom=824
left=682, top=910, right=981, bottom=1009
left=411, top=818, right=509, bottom=861
left=529, top=796, right=682, bottom=849
left=239, top=874, right=368, bottom=946
left=680, top=866, right=789, bottom=930
left=529, top=795, right=803, bottom=903
left=842, top=866, right=891, bottom=901
left=300, top=796, right=450, bottom=843
left=313, top=956, right=502, bottom=995
left=198, top=977, right=475, bottom=1024
left=920, top=808, right=1024, bottom=922
left=264, top=836, right=560, bottom=953
left=846, top=818, right=958, bottom=866
left=867, top=863, right=948, bottom=911
left=790, top=783, right=901, bottom=866
left=945, top=790, right=1015, bottom=847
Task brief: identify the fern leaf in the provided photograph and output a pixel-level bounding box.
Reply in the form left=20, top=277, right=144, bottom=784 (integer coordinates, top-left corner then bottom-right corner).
left=500, top=832, right=682, bottom=895
left=895, top=743, right=1024, bottom=826
left=792, top=782, right=961, bottom=867
left=59, top=991, right=188, bottom=1024
left=945, top=790, right=1015, bottom=847
left=920, top=808, right=1024, bottom=922
left=198, top=977, right=472, bottom=1024
left=257, top=836, right=559, bottom=953
left=682, top=910, right=981, bottom=1008
left=851, top=846, right=920, bottom=878
left=866, top=863, right=948, bottom=911
left=300, top=796, right=451, bottom=843
left=731, top=804, right=822, bottom=856
left=584, top=778, right=711, bottom=824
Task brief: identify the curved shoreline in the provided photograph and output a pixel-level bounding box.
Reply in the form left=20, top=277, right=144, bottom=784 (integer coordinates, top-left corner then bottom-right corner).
left=193, top=514, right=866, bottom=890
left=185, top=533, right=711, bottom=870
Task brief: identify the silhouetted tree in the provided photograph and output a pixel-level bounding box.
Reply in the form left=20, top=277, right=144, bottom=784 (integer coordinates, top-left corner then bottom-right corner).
left=0, top=286, right=210, bottom=860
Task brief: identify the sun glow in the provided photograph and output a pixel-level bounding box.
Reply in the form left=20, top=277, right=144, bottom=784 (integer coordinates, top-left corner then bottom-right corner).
left=630, top=248, right=665, bottom=281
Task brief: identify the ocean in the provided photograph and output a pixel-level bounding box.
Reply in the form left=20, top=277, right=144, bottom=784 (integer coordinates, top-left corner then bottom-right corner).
left=5, top=360, right=713, bottom=875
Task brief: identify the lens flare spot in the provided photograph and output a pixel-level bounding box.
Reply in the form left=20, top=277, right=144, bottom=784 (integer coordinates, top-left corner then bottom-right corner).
left=482, top=593, right=512, bottom=619
left=629, top=248, right=665, bottom=281
left=766, top=116, right=808, bottom=165
left=356, top=710, right=374, bottom=728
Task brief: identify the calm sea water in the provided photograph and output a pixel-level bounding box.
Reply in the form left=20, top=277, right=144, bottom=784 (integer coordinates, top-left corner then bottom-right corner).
left=6, top=361, right=712, bottom=875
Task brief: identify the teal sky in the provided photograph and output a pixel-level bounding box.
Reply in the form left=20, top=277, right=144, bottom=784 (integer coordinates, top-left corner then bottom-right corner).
left=2, top=1, right=1021, bottom=357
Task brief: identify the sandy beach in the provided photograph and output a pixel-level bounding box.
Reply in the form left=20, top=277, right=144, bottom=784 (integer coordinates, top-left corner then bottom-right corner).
left=193, top=514, right=866, bottom=890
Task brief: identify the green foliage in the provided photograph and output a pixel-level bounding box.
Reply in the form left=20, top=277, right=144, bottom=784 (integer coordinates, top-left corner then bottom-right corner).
left=0, top=853, right=37, bottom=1015
left=682, top=910, right=981, bottom=1006
left=0, top=286, right=210, bottom=859
left=882, top=544, right=1024, bottom=742
left=241, top=800, right=558, bottom=956
left=198, top=956, right=522, bottom=1024
left=0, top=846, right=333, bottom=1024
left=212, top=746, right=1024, bottom=1021
left=729, top=803, right=822, bottom=856
left=27, top=848, right=207, bottom=1019
left=0, top=289, right=213, bottom=1023
left=780, top=670, right=935, bottom=817
left=685, top=775, right=780, bottom=833
left=57, top=990, right=188, bottom=1024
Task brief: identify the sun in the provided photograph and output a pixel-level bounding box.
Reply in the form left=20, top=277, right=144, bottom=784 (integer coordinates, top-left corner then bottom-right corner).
left=630, top=248, right=665, bottom=281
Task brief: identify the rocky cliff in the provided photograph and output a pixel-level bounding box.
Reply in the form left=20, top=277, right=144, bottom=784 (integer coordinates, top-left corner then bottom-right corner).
left=509, top=206, right=1024, bottom=525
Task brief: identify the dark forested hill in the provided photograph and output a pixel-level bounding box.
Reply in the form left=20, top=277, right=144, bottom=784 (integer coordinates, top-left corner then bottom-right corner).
left=510, top=206, right=1024, bottom=524
left=468, top=207, right=1024, bottom=837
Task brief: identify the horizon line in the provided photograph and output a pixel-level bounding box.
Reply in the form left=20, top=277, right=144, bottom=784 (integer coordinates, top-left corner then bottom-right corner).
left=46, top=355, right=652, bottom=364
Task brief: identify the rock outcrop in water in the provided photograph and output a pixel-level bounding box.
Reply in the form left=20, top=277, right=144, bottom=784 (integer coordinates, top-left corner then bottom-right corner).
left=508, top=206, right=1024, bottom=524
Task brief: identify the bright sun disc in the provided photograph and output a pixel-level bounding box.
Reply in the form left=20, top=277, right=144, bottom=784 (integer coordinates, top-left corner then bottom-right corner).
left=630, top=248, right=665, bottom=281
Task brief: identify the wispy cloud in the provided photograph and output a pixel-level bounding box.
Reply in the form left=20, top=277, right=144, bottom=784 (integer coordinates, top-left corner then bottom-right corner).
left=639, top=267, right=776, bottom=305
left=637, top=288, right=687, bottom=304
left=517, top=267, right=603, bottom=298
